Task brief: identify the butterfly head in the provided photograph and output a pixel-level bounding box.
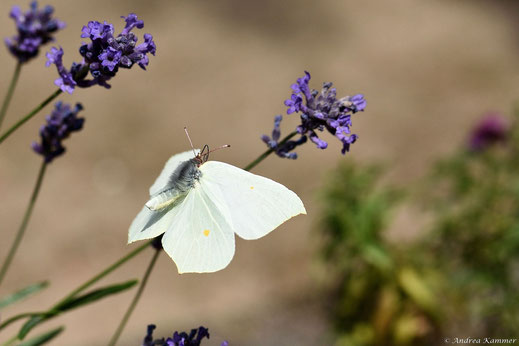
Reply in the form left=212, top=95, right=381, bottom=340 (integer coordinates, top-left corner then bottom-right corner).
left=194, top=144, right=210, bottom=167
left=193, top=144, right=231, bottom=167
left=184, top=127, right=230, bottom=167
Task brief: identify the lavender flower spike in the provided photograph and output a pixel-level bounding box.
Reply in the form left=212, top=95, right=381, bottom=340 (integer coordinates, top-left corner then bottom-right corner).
left=5, top=1, right=65, bottom=63
left=286, top=71, right=366, bottom=155
left=262, top=71, right=366, bottom=158
left=32, top=102, right=84, bottom=163
left=46, top=13, right=156, bottom=93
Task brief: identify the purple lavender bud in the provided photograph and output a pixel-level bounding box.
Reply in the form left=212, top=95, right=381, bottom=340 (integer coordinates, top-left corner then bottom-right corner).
left=142, top=325, right=157, bottom=346
left=99, top=47, right=122, bottom=71
left=272, top=115, right=282, bottom=142
left=348, top=94, right=367, bottom=112
left=46, top=13, right=155, bottom=93
left=309, top=131, right=328, bottom=149
left=284, top=94, right=303, bottom=114
left=261, top=115, right=307, bottom=159
left=5, top=1, right=65, bottom=63
left=275, top=71, right=367, bottom=156
left=340, top=134, right=358, bottom=154
left=468, top=113, right=509, bottom=152
left=32, top=102, right=84, bottom=163
left=144, top=325, right=211, bottom=346
left=122, top=13, right=144, bottom=34
left=45, top=47, right=76, bottom=94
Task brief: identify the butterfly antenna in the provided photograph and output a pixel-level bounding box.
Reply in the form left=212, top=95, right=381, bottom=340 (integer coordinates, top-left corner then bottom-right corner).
left=184, top=127, right=197, bottom=157
left=207, top=144, right=231, bottom=155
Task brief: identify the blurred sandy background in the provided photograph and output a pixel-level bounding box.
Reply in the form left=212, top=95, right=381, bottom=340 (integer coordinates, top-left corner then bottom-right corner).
left=1, top=0, right=519, bottom=345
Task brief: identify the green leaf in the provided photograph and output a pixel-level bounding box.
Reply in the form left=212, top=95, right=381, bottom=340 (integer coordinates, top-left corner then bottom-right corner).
left=397, top=267, right=437, bottom=315
left=54, top=279, right=138, bottom=311
left=18, top=326, right=64, bottom=346
left=0, top=282, right=49, bottom=309
left=18, top=279, right=137, bottom=339
left=18, top=316, right=46, bottom=340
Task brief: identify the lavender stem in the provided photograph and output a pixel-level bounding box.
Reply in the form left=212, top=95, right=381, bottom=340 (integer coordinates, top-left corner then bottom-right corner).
left=108, top=248, right=161, bottom=346
left=245, top=131, right=298, bottom=171
left=0, top=88, right=61, bottom=145
left=0, top=62, right=22, bottom=131
left=0, top=161, right=47, bottom=286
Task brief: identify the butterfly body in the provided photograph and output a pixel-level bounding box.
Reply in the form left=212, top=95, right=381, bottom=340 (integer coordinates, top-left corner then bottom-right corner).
left=145, top=159, right=201, bottom=211
left=129, top=149, right=306, bottom=274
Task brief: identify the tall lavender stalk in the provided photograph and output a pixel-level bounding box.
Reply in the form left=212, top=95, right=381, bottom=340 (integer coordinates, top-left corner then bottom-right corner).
left=0, top=102, right=84, bottom=286
left=0, top=1, right=65, bottom=130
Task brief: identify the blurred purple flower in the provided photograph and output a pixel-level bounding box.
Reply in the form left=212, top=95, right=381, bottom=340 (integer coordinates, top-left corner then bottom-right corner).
left=4, top=1, right=65, bottom=63
left=46, top=13, right=156, bottom=94
left=142, top=325, right=156, bottom=346
left=468, top=113, right=509, bottom=152
left=143, top=325, right=228, bottom=346
left=32, top=102, right=84, bottom=163
left=263, top=71, right=366, bottom=158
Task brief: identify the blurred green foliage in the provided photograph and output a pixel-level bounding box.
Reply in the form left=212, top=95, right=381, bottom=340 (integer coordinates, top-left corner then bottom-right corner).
left=320, top=112, right=519, bottom=345
left=320, top=163, right=440, bottom=345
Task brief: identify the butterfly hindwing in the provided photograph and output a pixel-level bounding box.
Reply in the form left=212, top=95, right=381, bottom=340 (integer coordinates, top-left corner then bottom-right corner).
left=161, top=183, right=235, bottom=274
left=200, top=161, right=306, bottom=240
left=128, top=194, right=188, bottom=243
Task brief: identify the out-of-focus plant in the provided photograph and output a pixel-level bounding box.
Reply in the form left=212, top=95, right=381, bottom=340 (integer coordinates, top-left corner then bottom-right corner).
left=421, top=111, right=519, bottom=336
left=319, top=163, right=440, bottom=346
left=319, top=110, right=519, bottom=345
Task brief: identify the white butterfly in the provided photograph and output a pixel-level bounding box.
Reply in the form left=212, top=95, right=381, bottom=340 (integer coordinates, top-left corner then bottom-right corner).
left=128, top=145, right=306, bottom=274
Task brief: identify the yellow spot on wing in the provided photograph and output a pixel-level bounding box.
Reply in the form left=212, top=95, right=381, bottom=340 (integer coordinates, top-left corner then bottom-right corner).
left=203, top=229, right=210, bottom=237
left=250, top=186, right=254, bottom=190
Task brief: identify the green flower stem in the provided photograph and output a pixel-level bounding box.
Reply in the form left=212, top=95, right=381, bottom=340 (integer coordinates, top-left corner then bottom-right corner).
left=52, top=240, right=152, bottom=309
left=243, top=131, right=298, bottom=171
left=0, top=62, right=22, bottom=131
left=0, top=311, right=52, bottom=331
left=107, top=248, right=161, bottom=346
left=0, top=161, right=47, bottom=287
left=0, top=88, right=62, bottom=145
left=1, top=334, right=18, bottom=346
left=0, top=242, right=151, bottom=343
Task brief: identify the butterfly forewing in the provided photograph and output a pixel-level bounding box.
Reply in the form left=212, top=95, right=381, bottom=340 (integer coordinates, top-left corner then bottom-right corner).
left=199, top=161, right=306, bottom=240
